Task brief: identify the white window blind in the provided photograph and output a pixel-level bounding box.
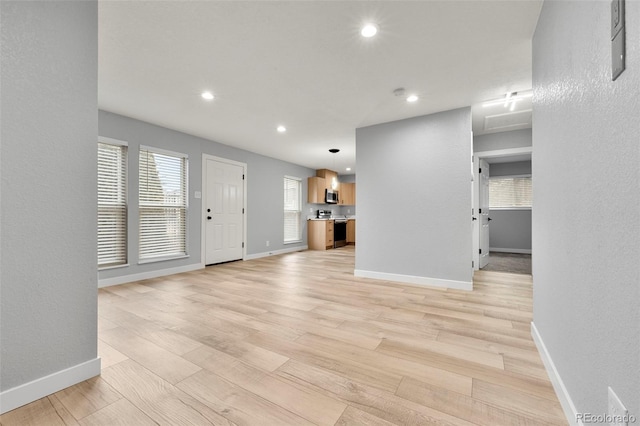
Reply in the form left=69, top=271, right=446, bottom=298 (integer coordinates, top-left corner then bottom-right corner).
left=139, top=147, right=188, bottom=261
left=98, top=141, right=127, bottom=267
left=284, top=176, right=302, bottom=243
left=489, top=176, right=532, bottom=208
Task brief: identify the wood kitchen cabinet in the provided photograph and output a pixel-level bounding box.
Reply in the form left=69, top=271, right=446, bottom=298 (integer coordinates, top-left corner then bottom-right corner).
left=316, top=169, right=338, bottom=191
left=308, top=220, right=334, bottom=250
left=347, top=219, right=356, bottom=244
left=338, top=182, right=356, bottom=205
left=307, top=176, right=326, bottom=203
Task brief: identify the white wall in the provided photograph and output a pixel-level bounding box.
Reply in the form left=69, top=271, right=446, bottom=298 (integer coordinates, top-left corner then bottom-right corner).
left=0, top=1, right=100, bottom=412
left=355, top=108, right=473, bottom=290
left=533, top=1, right=639, bottom=421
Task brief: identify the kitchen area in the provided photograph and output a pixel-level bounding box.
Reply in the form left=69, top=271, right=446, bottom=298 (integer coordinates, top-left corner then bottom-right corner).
left=306, top=168, right=356, bottom=251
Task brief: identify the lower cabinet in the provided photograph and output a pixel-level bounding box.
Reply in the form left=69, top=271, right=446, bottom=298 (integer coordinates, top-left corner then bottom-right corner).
left=347, top=219, right=356, bottom=244
left=308, top=220, right=334, bottom=250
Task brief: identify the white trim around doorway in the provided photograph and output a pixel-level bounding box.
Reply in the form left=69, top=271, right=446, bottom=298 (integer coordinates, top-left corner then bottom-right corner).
left=472, top=146, right=532, bottom=270
left=201, top=154, right=248, bottom=266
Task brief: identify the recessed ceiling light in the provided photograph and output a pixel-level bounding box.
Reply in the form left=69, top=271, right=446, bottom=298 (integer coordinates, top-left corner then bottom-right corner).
left=346, top=167, right=351, bottom=171
left=277, top=125, right=286, bottom=133
left=406, top=94, right=419, bottom=103
left=201, top=91, right=214, bottom=101
left=361, top=23, right=378, bottom=38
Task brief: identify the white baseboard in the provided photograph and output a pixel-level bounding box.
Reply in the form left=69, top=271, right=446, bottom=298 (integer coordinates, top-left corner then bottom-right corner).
left=354, top=269, right=472, bottom=291
left=0, top=357, right=101, bottom=414
left=531, top=322, right=581, bottom=426
left=490, top=247, right=532, bottom=254
left=98, top=263, right=204, bottom=288
left=245, top=245, right=308, bottom=260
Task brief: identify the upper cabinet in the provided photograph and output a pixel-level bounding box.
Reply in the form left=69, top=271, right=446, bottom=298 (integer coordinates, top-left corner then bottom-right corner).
left=307, top=176, right=326, bottom=204
left=338, top=182, right=356, bottom=205
left=308, top=169, right=356, bottom=205
left=316, top=169, right=338, bottom=191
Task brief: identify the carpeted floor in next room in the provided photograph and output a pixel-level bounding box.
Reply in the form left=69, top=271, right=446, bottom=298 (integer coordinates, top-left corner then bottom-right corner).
left=482, top=252, right=532, bottom=275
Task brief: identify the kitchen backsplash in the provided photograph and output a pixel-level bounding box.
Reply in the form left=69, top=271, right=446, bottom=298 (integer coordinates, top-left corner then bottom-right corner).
left=306, top=205, right=356, bottom=220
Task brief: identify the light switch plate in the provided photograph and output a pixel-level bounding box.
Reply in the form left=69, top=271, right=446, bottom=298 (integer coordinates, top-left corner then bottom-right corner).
left=611, top=0, right=624, bottom=40
left=612, top=28, right=625, bottom=81
left=608, top=387, right=628, bottom=426
left=611, top=0, right=625, bottom=81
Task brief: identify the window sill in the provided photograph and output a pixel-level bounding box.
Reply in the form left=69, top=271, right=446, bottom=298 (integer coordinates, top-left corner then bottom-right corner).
left=98, top=263, right=129, bottom=271
left=138, top=254, right=189, bottom=265
left=284, top=240, right=303, bottom=245
left=489, top=207, right=532, bottom=211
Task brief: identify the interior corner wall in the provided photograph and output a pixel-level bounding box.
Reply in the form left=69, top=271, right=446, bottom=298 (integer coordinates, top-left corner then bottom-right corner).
left=533, top=0, right=639, bottom=420
left=1, top=0, right=100, bottom=412
left=355, top=108, right=472, bottom=289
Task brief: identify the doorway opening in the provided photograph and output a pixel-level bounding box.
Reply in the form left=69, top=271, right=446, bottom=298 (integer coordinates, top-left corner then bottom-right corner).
left=201, top=154, right=247, bottom=266
left=472, top=147, right=532, bottom=275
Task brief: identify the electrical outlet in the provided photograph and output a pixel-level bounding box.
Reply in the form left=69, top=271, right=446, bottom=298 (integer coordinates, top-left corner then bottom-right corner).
left=347, top=209, right=351, bottom=214
left=608, top=387, right=628, bottom=426
left=266, top=240, right=270, bottom=247
left=309, top=208, right=313, bottom=213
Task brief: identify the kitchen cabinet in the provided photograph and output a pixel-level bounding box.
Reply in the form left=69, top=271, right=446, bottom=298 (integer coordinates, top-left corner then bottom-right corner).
left=316, top=169, right=338, bottom=191
left=338, top=183, right=356, bottom=205
left=308, top=219, right=334, bottom=250
left=307, top=176, right=325, bottom=203
left=347, top=219, right=356, bottom=244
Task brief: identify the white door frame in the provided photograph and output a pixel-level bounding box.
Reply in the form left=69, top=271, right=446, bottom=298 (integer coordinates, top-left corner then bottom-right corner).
left=472, top=146, right=532, bottom=270
left=201, top=154, right=248, bottom=266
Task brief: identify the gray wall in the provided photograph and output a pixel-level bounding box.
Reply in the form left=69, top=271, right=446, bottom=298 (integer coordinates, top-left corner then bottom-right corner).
left=533, top=0, right=639, bottom=420
left=474, top=128, right=532, bottom=152
left=489, top=160, right=532, bottom=252
left=355, top=108, right=472, bottom=285
left=1, top=0, right=98, bottom=392
left=488, top=210, right=531, bottom=252
left=98, top=111, right=314, bottom=281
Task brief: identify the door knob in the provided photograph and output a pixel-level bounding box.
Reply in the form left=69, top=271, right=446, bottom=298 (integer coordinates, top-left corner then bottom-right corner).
left=207, top=208, right=211, bottom=212
left=207, top=216, right=212, bottom=220
left=488, top=217, right=492, bottom=221
left=472, top=217, right=477, bottom=221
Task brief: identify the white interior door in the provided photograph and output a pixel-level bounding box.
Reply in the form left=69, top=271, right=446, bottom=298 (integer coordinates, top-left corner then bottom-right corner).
left=205, top=157, right=244, bottom=265
left=479, top=159, right=491, bottom=268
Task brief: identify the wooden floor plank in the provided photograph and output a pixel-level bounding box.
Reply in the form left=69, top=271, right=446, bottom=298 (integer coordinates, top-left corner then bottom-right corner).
left=52, top=377, right=122, bottom=422
left=183, top=345, right=347, bottom=426
left=1, top=246, right=566, bottom=425
left=100, top=359, right=233, bottom=425
left=77, top=399, right=157, bottom=426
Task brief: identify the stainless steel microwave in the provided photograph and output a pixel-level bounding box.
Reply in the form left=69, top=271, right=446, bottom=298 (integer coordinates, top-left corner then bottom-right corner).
left=325, top=189, right=338, bottom=204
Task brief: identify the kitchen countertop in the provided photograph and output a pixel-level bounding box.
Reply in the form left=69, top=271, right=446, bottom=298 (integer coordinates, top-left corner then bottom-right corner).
left=308, top=216, right=356, bottom=221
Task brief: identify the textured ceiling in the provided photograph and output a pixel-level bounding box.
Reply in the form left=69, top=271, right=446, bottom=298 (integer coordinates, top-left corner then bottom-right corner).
left=99, top=1, right=542, bottom=174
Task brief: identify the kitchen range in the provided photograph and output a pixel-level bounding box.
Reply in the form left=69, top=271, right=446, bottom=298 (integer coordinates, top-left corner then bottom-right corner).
left=308, top=209, right=354, bottom=251
left=316, top=209, right=347, bottom=248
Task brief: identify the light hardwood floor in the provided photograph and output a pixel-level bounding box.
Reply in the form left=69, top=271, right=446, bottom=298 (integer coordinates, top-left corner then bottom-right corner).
left=1, top=246, right=567, bottom=425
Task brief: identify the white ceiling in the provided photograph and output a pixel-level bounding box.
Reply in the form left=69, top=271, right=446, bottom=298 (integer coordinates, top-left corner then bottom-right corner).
left=98, top=1, right=542, bottom=174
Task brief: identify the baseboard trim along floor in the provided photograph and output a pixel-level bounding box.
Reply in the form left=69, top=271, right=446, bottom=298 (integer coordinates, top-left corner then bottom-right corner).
left=354, top=269, right=472, bottom=291
left=0, top=357, right=102, bottom=414
left=531, top=321, right=582, bottom=426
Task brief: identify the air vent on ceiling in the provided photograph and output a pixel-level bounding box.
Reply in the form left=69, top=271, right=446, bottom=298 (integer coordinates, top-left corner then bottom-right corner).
left=484, top=109, right=532, bottom=131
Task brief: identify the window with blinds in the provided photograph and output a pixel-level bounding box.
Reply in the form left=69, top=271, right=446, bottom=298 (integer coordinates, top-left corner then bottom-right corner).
left=98, top=140, right=128, bottom=268
left=284, top=176, right=302, bottom=243
left=489, top=175, right=532, bottom=208
left=139, top=146, right=188, bottom=261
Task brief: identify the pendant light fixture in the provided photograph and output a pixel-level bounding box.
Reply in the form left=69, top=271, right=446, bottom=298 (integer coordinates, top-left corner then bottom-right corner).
left=329, top=148, right=340, bottom=190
